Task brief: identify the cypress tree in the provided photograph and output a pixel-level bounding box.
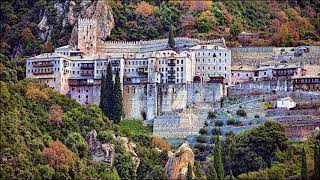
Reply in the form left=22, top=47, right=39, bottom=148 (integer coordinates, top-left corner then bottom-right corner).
left=112, top=70, right=123, bottom=124
left=207, top=161, right=217, bottom=180
left=105, top=62, right=114, bottom=120
left=194, top=160, right=206, bottom=180
left=214, top=136, right=224, bottom=180
left=186, top=163, right=193, bottom=180
left=99, top=73, right=106, bottom=115
left=301, top=147, right=308, bottom=180
left=314, top=141, right=320, bottom=178
left=168, top=26, right=175, bottom=49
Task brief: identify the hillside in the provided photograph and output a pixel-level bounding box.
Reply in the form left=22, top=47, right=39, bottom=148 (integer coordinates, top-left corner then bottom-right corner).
left=1, top=0, right=319, bottom=58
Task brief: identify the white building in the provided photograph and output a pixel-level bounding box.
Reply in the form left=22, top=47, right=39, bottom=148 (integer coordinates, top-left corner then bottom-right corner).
left=277, top=97, right=296, bottom=109
left=26, top=18, right=231, bottom=105
left=191, top=44, right=232, bottom=85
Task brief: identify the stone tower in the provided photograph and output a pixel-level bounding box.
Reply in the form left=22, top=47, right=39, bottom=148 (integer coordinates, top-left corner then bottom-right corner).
left=77, top=18, right=98, bottom=55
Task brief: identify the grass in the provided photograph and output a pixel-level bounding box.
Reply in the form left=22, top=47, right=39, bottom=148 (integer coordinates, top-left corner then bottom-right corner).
left=119, top=119, right=152, bottom=136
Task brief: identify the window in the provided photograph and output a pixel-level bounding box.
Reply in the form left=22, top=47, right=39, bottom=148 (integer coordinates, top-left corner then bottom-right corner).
left=177, top=60, right=179, bottom=64
left=181, top=67, right=183, bottom=71
left=181, top=60, right=183, bottom=64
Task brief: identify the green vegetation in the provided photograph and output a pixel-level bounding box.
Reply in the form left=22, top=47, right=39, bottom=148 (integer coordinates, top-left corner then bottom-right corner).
left=168, top=26, right=175, bottom=49
left=186, top=163, right=193, bottom=180
left=0, top=80, right=164, bottom=179
left=113, top=71, right=123, bottom=124
left=236, top=109, right=247, bottom=117
left=119, top=119, right=152, bottom=136
left=301, top=147, right=308, bottom=180
left=208, top=111, right=217, bottom=119
left=214, top=120, right=224, bottom=127
left=214, top=136, right=224, bottom=180
left=199, top=128, right=208, bottom=135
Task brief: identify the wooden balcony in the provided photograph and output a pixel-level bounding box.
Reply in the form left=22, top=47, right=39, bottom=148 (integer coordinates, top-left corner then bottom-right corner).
left=168, top=75, right=176, bottom=79
left=80, top=63, right=94, bottom=70
left=33, top=69, right=54, bottom=75
left=68, top=80, right=92, bottom=86
left=168, top=62, right=176, bottom=66
left=32, top=61, right=54, bottom=67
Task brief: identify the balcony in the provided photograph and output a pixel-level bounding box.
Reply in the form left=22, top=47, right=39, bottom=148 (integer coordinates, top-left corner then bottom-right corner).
left=138, top=68, right=148, bottom=75
left=168, top=62, right=176, bottom=66
left=33, top=69, right=54, bottom=75
left=168, top=75, right=176, bottom=79
left=111, top=61, right=120, bottom=66
left=32, top=61, right=54, bottom=67
left=80, top=71, right=94, bottom=76
left=68, top=79, right=92, bottom=86
left=80, top=63, right=94, bottom=70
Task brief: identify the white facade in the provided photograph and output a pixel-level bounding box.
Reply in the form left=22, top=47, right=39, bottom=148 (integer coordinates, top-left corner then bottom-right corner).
left=26, top=18, right=231, bottom=105
left=191, top=45, right=232, bottom=85
left=277, top=97, right=296, bottom=109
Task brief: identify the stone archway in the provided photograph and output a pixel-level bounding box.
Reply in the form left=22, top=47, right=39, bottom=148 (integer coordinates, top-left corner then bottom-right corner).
left=193, top=76, right=201, bottom=83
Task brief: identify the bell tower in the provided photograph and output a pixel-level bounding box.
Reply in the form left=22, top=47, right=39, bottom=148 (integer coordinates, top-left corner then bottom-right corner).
left=77, top=18, right=98, bottom=55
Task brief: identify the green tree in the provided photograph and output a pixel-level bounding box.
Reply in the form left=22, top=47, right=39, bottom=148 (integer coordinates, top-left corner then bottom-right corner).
left=214, top=136, right=224, bottom=180
left=207, top=162, right=218, bottom=180
left=186, top=163, right=193, bottom=180
left=105, top=63, right=114, bottom=120
left=194, top=160, right=206, bottom=180
left=99, top=73, right=106, bottom=114
left=168, top=26, right=175, bottom=49
left=314, top=141, right=320, bottom=178
left=102, top=167, right=120, bottom=180
left=301, top=147, right=308, bottom=180
left=112, top=71, right=123, bottom=124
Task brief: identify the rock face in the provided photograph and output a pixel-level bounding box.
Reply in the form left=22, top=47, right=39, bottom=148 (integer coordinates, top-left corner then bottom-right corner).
left=85, top=129, right=115, bottom=165
left=117, top=137, right=140, bottom=171
left=37, top=0, right=114, bottom=45
left=69, top=0, right=114, bottom=45
left=165, top=143, right=195, bottom=180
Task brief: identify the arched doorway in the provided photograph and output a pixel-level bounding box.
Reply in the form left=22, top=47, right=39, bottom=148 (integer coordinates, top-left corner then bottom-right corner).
left=193, top=76, right=201, bottom=83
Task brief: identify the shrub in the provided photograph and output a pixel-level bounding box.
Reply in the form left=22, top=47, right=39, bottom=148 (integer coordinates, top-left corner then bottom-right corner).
left=151, top=137, right=171, bottom=151
left=25, top=83, right=48, bottom=101
left=98, top=130, right=115, bottom=143
left=227, top=118, right=236, bottom=126
left=225, top=130, right=234, bottom=137
left=119, top=120, right=151, bottom=136
left=197, top=135, right=207, bottom=143
left=212, top=128, right=222, bottom=136
left=236, top=109, right=247, bottom=117
left=48, top=104, right=64, bottom=125
left=208, top=111, right=216, bottom=119
left=214, top=120, right=223, bottom=127
left=199, top=128, right=208, bottom=135
left=263, top=101, right=272, bottom=110
left=254, top=114, right=260, bottom=118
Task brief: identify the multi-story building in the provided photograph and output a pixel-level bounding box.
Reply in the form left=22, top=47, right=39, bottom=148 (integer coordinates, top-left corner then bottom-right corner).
left=26, top=18, right=231, bottom=120
left=191, top=44, right=232, bottom=85
left=231, top=66, right=256, bottom=85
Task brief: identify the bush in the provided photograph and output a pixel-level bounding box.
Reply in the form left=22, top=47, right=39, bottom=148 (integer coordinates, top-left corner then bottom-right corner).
left=212, top=128, right=222, bottom=136
left=263, top=101, right=272, bottom=110
left=227, top=118, right=236, bottom=125
left=254, top=114, right=260, bottom=118
left=151, top=137, right=171, bottom=151
left=225, top=130, right=234, bottom=137
left=199, top=128, right=208, bottom=135
left=197, top=135, right=208, bottom=143
left=119, top=120, right=151, bottom=136
left=98, top=130, right=115, bottom=143
left=214, top=120, right=224, bottom=127
left=236, top=109, right=247, bottom=117
left=208, top=111, right=216, bottom=119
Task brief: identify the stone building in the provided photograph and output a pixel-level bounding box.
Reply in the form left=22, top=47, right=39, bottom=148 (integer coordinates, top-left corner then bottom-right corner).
left=231, top=66, right=256, bottom=85
left=26, top=17, right=230, bottom=121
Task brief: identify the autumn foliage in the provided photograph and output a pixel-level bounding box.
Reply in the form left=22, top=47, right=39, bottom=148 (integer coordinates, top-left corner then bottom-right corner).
left=48, top=104, right=64, bottom=125
left=41, top=141, right=76, bottom=171
left=151, top=137, right=171, bottom=151
left=25, top=83, right=49, bottom=101
left=135, top=1, right=156, bottom=17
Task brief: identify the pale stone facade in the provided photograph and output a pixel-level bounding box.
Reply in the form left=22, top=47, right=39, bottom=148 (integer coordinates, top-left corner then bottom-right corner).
left=26, top=17, right=230, bottom=121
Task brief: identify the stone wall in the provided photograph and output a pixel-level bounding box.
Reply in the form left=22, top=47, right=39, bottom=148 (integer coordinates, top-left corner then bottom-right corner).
left=123, top=83, right=224, bottom=120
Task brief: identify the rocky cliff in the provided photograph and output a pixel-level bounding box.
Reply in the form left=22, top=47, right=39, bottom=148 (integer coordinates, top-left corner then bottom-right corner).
left=165, top=142, right=195, bottom=180
left=85, top=129, right=115, bottom=165
left=37, top=0, right=114, bottom=46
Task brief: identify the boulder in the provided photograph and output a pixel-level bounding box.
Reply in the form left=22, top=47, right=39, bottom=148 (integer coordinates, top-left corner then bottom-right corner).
left=165, top=142, right=194, bottom=180
left=85, top=129, right=115, bottom=165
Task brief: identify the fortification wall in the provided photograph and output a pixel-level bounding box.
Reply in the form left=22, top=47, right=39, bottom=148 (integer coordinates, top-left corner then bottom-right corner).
left=123, top=84, right=147, bottom=120
left=97, top=37, right=225, bottom=54
left=123, top=83, right=224, bottom=120
left=229, top=80, right=292, bottom=95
